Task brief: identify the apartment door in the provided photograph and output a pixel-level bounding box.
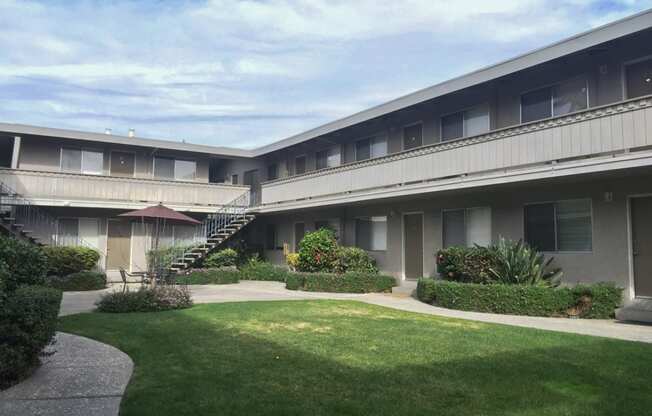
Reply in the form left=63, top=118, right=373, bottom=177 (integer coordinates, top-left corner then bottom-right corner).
left=243, top=169, right=261, bottom=206
left=632, top=196, right=652, bottom=298
left=106, top=220, right=131, bottom=270
left=403, top=213, right=423, bottom=280
left=294, top=222, right=305, bottom=251
left=110, top=151, right=135, bottom=177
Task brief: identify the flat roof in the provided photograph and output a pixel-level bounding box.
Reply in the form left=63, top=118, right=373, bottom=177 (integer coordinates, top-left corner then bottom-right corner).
left=2, top=8, right=651, bottom=158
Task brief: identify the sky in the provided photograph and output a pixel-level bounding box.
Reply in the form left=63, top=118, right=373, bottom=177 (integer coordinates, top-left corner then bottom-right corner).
left=1, top=1, right=651, bottom=149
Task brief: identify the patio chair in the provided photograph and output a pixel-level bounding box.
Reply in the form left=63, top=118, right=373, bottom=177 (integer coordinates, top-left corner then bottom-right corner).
left=119, top=268, right=147, bottom=292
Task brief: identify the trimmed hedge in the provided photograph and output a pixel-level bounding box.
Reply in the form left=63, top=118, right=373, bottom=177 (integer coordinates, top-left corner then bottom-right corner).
left=204, top=248, right=238, bottom=269
left=46, top=271, right=107, bottom=291
left=0, top=235, right=48, bottom=291
left=0, top=286, right=62, bottom=389
left=417, top=279, right=623, bottom=319
left=240, top=260, right=289, bottom=282
left=44, top=246, right=100, bottom=277
left=96, top=286, right=193, bottom=313
left=287, top=272, right=396, bottom=293
left=181, top=268, right=241, bottom=285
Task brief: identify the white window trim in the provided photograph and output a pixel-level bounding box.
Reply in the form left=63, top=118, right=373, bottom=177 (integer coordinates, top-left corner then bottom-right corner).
left=523, top=198, right=593, bottom=253
left=440, top=103, right=491, bottom=142
left=60, top=147, right=104, bottom=175
left=519, top=75, right=590, bottom=124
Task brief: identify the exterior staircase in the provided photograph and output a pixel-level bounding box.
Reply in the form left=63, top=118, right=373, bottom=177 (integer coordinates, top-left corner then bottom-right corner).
left=165, top=191, right=256, bottom=273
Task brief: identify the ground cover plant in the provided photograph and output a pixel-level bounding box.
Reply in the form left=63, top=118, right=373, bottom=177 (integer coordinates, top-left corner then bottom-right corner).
left=59, top=300, right=652, bottom=416
left=96, top=286, right=192, bottom=313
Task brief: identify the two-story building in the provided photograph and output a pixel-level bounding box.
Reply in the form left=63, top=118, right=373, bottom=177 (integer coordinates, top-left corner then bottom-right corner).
left=2, top=10, right=652, bottom=316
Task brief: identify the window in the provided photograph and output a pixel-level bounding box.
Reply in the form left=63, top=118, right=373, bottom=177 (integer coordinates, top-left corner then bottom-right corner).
left=625, top=58, right=652, bottom=99
left=521, top=78, right=588, bottom=123
left=267, top=163, right=278, bottom=180
left=403, top=124, right=423, bottom=150
left=356, top=216, right=387, bottom=251
left=355, top=136, right=388, bottom=161
left=58, top=218, right=99, bottom=248
left=524, top=199, right=592, bottom=252
left=58, top=218, right=79, bottom=246
left=231, top=174, right=238, bottom=185
left=442, top=207, right=491, bottom=248
left=61, top=149, right=103, bottom=175
left=265, top=224, right=278, bottom=250
left=441, top=106, right=490, bottom=141
left=154, top=158, right=196, bottom=181
left=316, top=147, right=340, bottom=170
left=295, top=155, right=306, bottom=175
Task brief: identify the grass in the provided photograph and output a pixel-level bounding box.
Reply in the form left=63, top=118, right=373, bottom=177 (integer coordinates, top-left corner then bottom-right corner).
left=59, top=300, right=652, bottom=416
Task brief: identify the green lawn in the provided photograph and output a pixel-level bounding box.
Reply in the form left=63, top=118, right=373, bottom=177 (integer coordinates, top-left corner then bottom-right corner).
left=59, top=300, right=652, bottom=416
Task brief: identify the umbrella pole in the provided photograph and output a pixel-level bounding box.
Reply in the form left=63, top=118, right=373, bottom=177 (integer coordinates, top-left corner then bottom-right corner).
left=153, top=218, right=160, bottom=287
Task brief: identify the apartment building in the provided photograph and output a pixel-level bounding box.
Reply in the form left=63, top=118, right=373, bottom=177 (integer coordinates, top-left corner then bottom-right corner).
left=1, top=11, right=652, bottom=310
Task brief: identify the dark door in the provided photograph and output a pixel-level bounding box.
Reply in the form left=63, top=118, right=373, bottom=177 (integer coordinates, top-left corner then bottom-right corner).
left=107, top=220, right=131, bottom=270
left=294, top=222, right=305, bottom=251
left=110, top=152, right=135, bottom=177
left=404, top=213, right=423, bottom=279
left=632, top=197, right=652, bottom=297
left=243, top=169, right=260, bottom=206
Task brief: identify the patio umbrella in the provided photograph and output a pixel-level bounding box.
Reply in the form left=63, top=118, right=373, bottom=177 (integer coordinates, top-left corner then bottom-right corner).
left=119, top=203, right=201, bottom=285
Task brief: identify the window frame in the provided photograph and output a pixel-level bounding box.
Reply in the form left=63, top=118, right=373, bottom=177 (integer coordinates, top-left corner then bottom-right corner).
left=523, top=198, right=593, bottom=253
left=152, top=157, right=197, bottom=182
left=622, top=54, right=652, bottom=100
left=441, top=206, right=492, bottom=248
left=519, top=76, right=590, bottom=124
left=294, top=154, right=307, bottom=175
left=109, top=150, right=137, bottom=178
left=355, top=215, right=388, bottom=252
left=267, top=163, right=279, bottom=181
left=440, top=104, right=490, bottom=142
left=402, top=121, right=424, bottom=151
left=231, top=174, right=239, bottom=185
left=354, top=134, right=388, bottom=162
left=60, top=147, right=104, bottom=175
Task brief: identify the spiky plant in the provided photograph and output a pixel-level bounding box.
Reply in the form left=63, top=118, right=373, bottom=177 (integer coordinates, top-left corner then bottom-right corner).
left=488, top=237, right=562, bottom=287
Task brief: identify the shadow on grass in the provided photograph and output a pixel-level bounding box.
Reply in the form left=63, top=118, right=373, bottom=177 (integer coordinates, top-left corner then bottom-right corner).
left=59, top=300, right=652, bottom=416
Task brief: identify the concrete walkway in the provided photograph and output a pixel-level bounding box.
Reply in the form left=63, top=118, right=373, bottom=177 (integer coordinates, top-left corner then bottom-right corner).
left=0, top=332, right=133, bottom=416
left=60, top=280, right=652, bottom=343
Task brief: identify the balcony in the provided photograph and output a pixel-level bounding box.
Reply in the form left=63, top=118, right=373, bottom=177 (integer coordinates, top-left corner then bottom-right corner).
left=0, top=168, right=250, bottom=212
left=259, top=95, right=652, bottom=211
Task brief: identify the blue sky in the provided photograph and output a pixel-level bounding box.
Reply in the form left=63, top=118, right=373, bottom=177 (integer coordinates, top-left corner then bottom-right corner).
left=1, top=0, right=651, bottom=148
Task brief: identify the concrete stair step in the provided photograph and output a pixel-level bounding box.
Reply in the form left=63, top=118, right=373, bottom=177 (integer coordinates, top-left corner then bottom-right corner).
left=616, top=298, right=652, bottom=323
left=391, top=280, right=418, bottom=297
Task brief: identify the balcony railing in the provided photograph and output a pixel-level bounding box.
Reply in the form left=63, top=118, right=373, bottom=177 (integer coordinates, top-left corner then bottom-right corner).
left=0, top=168, right=251, bottom=211
left=260, top=95, right=652, bottom=207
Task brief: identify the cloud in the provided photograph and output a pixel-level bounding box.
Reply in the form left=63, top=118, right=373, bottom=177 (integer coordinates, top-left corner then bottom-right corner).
left=0, top=0, right=651, bottom=148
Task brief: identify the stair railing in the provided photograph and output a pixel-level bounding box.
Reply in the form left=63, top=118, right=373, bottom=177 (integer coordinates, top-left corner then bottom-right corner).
left=156, top=190, right=251, bottom=272
left=0, top=180, right=106, bottom=269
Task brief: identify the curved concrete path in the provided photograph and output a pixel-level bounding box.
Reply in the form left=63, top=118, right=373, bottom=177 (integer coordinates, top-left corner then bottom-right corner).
left=0, top=332, right=133, bottom=416
left=60, top=280, right=652, bottom=343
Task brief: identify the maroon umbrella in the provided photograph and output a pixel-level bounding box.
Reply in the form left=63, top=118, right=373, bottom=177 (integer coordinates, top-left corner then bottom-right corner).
left=119, top=204, right=201, bottom=284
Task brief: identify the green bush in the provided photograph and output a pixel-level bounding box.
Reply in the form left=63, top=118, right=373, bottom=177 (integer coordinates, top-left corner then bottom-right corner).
left=416, top=279, right=622, bottom=318
left=239, top=257, right=289, bottom=282
left=96, top=286, right=193, bottom=313
left=334, top=246, right=379, bottom=274
left=287, top=272, right=396, bottom=293
left=0, top=285, right=62, bottom=389
left=180, top=269, right=240, bottom=285
left=436, top=246, right=497, bottom=283
left=44, top=246, right=100, bottom=277
left=489, top=238, right=562, bottom=287
left=297, top=228, right=339, bottom=272
left=0, top=235, right=48, bottom=291
left=46, top=271, right=106, bottom=291
left=204, top=248, right=238, bottom=268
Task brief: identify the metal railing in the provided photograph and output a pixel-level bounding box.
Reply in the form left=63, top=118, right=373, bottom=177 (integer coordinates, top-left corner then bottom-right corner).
left=151, top=190, right=251, bottom=273
left=0, top=180, right=106, bottom=269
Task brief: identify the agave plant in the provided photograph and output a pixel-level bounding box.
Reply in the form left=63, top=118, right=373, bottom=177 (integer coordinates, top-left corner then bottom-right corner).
left=488, top=237, right=562, bottom=287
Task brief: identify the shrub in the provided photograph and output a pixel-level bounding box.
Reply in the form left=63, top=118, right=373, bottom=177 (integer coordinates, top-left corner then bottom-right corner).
left=46, top=271, right=106, bottom=291
left=44, top=246, right=100, bottom=277
left=286, top=252, right=299, bottom=271
left=96, top=286, right=193, bottom=313
left=0, top=285, right=62, bottom=389
left=0, top=235, right=48, bottom=291
left=334, top=246, right=379, bottom=274
left=180, top=269, right=240, bottom=285
left=287, top=272, right=396, bottom=293
left=488, top=238, right=562, bottom=287
left=436, top=246, right=496, bottom=283
left=416, top=279, right=622, bottom=318
left=240, top=258, right=289, bottom=282
left=297, top=228, right=339, bottom=272
left=204, top=248, right=238, bottom=268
